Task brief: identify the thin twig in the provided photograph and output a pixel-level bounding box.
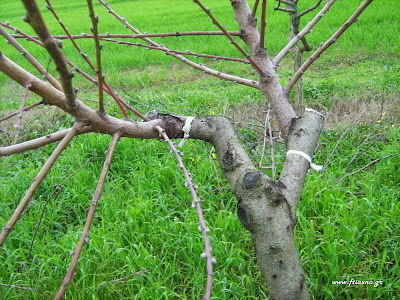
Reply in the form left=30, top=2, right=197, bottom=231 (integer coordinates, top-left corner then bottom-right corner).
left=87, top=0, right=105, bottom=113
left=0, top=122, right=87, bottom=246
left=16, top=83, right=31, bottom=131
left=0, top=282, right=37, bottom=292
left=208, top=147, right=224, bottom=210
left=0, top=101, right=43, bottom=123
left=55, top=131, right=122, bottom=300
left=285, top=0, right=375, bottom=93
left=100, top=39, right=250, bottom=64
left=98, top=270, right=152, bottom=289
left=324, top=89, right=389, bottom=169
left=28, top=154, right=96, bottom=259
left=298, top=0, right=323, bottom=18
left=273, top=0, right=337, bottom=66
left=274, top=0, right=295, bottom=6
left=335, top=154, right=397, bottom=184
left=343, top=135, right=375, bottom=172
left=11, top=31, right=243, bottom=40
left=22, top=0, right=76, bottom=110
left=192, top=0, right=265, bottom=75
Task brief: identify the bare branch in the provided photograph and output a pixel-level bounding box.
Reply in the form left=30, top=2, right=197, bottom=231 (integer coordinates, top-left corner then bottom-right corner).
left=324, top=88, right=390, bottom=169
left=98, top=0, right=259, bottom=89
left=274, top=0, right=295, bottom=6
left=16, top=83, right=31, bottom=131
left=28, top=154, right=95, bottom=259
left=298, top=0, right=323, bottom=18
left=55, top=130, right=122, bottom=300
left=193, top=0, right=265, bottom=75
left=251, top=0, right=261, bottom=20
left=0, top=53, right=162, bottom=138
left=273, top=0, right=337, bottom=66
left=44, top=1, right=130, bottom=119
left=259, top=103, right=276, bottom=179
left=0, top=23, right=62, bottom=90
left=259, top=0, right=267, bottom=50
left=101, top=38, right=251, bottom=64
left=0, top=126, right=92, bottom=156
left=285, top=0, right=375, bottom=93
left=86, top=0, right=105, bottom=113
left=11, top=31, right=243, bottom=40
left=274, top=7, right=296, bottom=13
left=21, top=0, right=77, bottom=110
left=98, top=270, right=152, bottom=289
left=0, top=122, right=87, bottom=246
left=154, top=125, right=214, bottom=299
left=0, top=282, right=37, bottom=292
left=0, top=100, right=43, bottom=123
left=335, top=154, right=397, bottom=184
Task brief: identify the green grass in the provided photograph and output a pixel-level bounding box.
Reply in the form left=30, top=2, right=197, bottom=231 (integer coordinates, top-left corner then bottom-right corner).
left=1, top=0, right=400, bottom=299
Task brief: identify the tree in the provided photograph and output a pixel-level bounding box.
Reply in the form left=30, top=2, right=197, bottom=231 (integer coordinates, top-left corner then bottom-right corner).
left=0, top=0, right=376, bottom=299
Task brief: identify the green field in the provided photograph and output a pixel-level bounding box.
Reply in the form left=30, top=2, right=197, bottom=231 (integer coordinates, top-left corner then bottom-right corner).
left=0, top=0, right=399, bottom=299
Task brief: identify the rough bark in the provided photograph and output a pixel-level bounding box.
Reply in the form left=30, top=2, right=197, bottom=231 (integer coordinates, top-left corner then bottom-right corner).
left=150, top=112, right=324, bottom=300
left=230, top=0, right=297, bottom=138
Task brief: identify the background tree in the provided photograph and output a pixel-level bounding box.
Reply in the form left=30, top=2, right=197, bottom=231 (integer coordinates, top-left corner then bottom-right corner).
left=1, top=0, right=398, bottom=299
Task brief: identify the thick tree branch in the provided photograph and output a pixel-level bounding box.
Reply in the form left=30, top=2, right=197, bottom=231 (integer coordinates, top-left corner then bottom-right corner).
left=285, top=0, right=375, bottom=93
left=230, top=0, right=296, bottom=138
left=0, top=53, right=160, bottom=138
left=21, top=0, right=77, bottom=110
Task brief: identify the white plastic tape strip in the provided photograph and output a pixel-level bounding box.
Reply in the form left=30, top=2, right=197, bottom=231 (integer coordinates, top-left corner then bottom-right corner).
left=287, top=149, right=323, bottom=172
left=178, top=116, right=194, bottom=148
left=305, top=107, right=325, bottom=118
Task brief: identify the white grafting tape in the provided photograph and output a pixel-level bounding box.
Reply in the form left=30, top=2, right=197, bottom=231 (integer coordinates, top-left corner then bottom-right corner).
left=178, top=116, right=195, bottom=147
left=287, top=149, right=323, bottom=172
left=305, top=107, right=325, bottom=118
